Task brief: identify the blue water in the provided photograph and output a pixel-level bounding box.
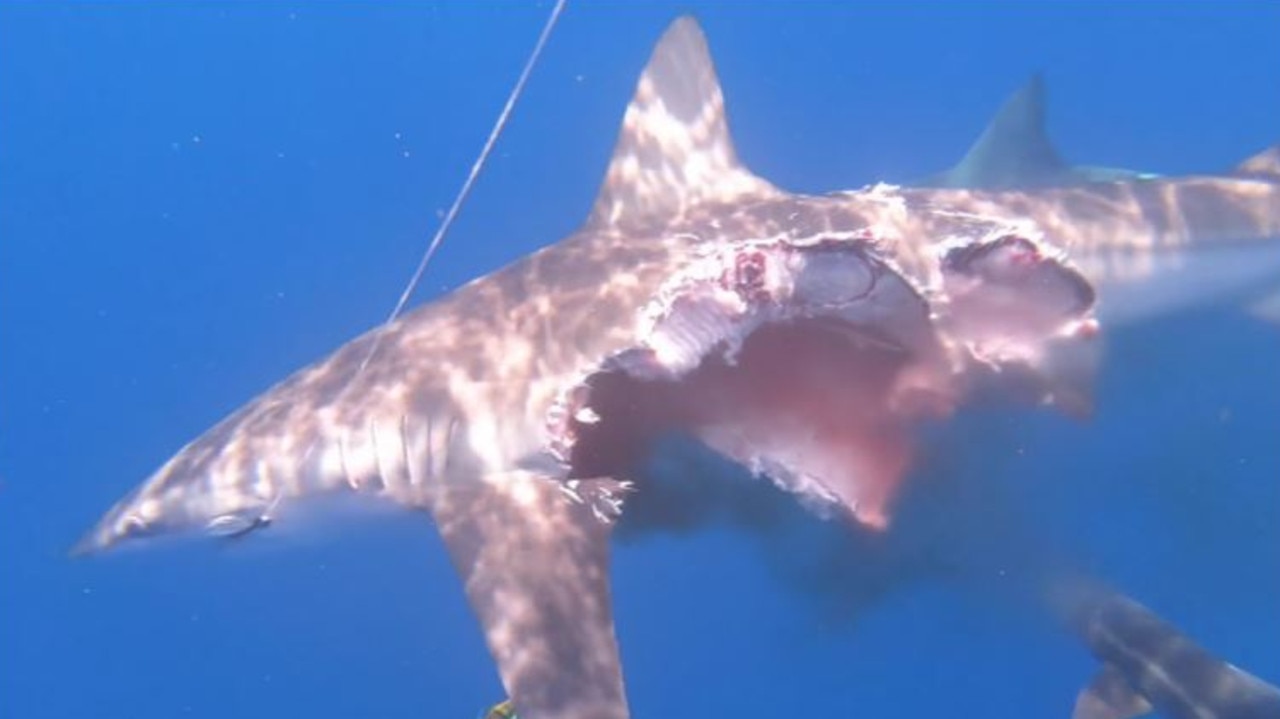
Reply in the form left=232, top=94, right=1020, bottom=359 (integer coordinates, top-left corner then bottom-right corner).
left=2, top=3, right=1278, bottom=718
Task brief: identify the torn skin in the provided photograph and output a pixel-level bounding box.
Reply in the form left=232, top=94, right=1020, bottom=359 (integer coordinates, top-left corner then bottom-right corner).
left=940, top=233, right=1101, bottom=416
left=554, top=237, right=950, bottom=531
left=551, top=231, right=1096, bottom=533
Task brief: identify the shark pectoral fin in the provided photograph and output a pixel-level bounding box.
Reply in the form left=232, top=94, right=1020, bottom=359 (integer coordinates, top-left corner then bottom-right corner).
left=587, top=16, right=778, bottom=230
left=1073, top=664, right=1153, bottom=719
left=431, top=473, right=629, bottom=719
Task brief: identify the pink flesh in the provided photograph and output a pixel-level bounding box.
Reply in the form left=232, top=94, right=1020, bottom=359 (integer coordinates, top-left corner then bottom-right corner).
left=562, top=234, right=1093, bottom=532
left=568, top=320, right=956, bottom=530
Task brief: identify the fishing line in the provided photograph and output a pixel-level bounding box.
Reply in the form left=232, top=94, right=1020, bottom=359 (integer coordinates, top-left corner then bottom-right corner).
left=354, top=0, right=569, bottom=376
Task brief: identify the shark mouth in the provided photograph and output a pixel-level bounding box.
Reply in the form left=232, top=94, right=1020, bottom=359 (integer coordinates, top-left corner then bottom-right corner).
left=547, top=234, right=958, bottom=530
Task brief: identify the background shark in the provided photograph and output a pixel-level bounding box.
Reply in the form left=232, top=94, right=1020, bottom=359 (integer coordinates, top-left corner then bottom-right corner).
left=4, top=5, right=1279, bottom=719
left=1046, top=577, right=1280, bottom=719
left=880, top=441, right=1280, bottom=719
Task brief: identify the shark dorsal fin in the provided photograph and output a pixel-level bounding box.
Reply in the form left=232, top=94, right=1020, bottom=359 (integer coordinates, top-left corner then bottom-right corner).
left=589, top=16, right=778, bottom=229
left=944, top=74, right=1070, bottom=188
left=1234, top=144, right=1280, bottom=179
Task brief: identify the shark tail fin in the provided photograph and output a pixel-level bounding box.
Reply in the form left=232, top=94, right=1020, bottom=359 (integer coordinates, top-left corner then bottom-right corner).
left=1072, top=664, right=1154, bottom=719
left=1232, top=144, right=1280, bottom=180
left=588, top=16, right=778, bottom=230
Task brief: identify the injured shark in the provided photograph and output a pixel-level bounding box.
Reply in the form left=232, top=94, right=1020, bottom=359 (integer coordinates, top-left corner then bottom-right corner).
left=1045, top=576, right=1280, bottom=719
left=75, top=15, right=1280, bottom=719
left=909, top=74, right=1280, bottom=328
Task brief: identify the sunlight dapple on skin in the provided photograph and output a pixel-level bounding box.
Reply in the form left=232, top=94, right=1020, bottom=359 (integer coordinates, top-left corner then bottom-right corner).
left=77, top=15, right=1280, bottom=719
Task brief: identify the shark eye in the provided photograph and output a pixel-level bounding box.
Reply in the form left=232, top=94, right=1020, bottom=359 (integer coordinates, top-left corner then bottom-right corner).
left=204, top=510, right=270, bottom=539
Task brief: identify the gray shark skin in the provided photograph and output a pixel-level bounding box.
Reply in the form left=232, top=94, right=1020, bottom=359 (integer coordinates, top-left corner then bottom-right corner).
left=75, top=16, right=1280, bottom=719
left=1047, top=578, right=1280, bottom=719
left=913, top=73, right=1160, bottom=190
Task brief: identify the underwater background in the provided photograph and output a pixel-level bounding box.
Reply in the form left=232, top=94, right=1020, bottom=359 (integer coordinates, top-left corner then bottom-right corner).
left=2, top=3, right=1278, bottom=718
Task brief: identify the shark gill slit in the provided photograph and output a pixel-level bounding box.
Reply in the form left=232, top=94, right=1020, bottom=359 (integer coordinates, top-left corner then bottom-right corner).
left=399, top=413, right=416, bottom=489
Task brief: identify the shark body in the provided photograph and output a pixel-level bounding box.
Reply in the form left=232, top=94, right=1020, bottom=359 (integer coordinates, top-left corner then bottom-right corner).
left=1047, top=578, right=1280, bottom=719
left=77, top=17, right=1280, bottom=719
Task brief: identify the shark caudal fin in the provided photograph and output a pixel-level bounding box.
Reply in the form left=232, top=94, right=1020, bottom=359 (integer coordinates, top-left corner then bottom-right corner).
left=588, top=16, right=778, bottom=231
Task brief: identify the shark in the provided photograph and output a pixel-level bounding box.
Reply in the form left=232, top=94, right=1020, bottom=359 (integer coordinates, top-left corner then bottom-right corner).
left=1046, top=577, right=1280, bottom=719
left=75, top=16, right=1280, bottom=719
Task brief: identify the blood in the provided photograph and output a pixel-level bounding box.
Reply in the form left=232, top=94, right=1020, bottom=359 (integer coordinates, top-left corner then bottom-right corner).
left=568, top=320, right=951, bottom=531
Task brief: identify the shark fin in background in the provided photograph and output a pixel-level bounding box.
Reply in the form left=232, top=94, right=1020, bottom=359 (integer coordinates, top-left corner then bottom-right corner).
left=1073, top=664, right=1153, bottom=719
left=918, top=73, right=1068, bottom=189
left=914, top=74, right=1158, bottom=188
left=588, top=16, right=778, bottom=230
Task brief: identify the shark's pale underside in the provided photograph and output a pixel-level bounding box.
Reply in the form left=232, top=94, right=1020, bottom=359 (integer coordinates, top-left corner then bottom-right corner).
left=77, top=17, right=1280, bottom=719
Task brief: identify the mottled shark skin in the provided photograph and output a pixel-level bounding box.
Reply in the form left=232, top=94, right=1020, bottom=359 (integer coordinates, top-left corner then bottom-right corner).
left=76, top=16, right=1280, bottom=719
left=911, top=75, right=1280, bottom=327
left=893, top=162, right=1280, bottom=330
left=1046, top=577, right=1280, bottom=719
left=913, top=73, right=1160, bottom=190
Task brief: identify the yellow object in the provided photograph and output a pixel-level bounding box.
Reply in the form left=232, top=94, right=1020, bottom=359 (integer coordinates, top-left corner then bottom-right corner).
left=481, top=700, right=517, bottom=719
